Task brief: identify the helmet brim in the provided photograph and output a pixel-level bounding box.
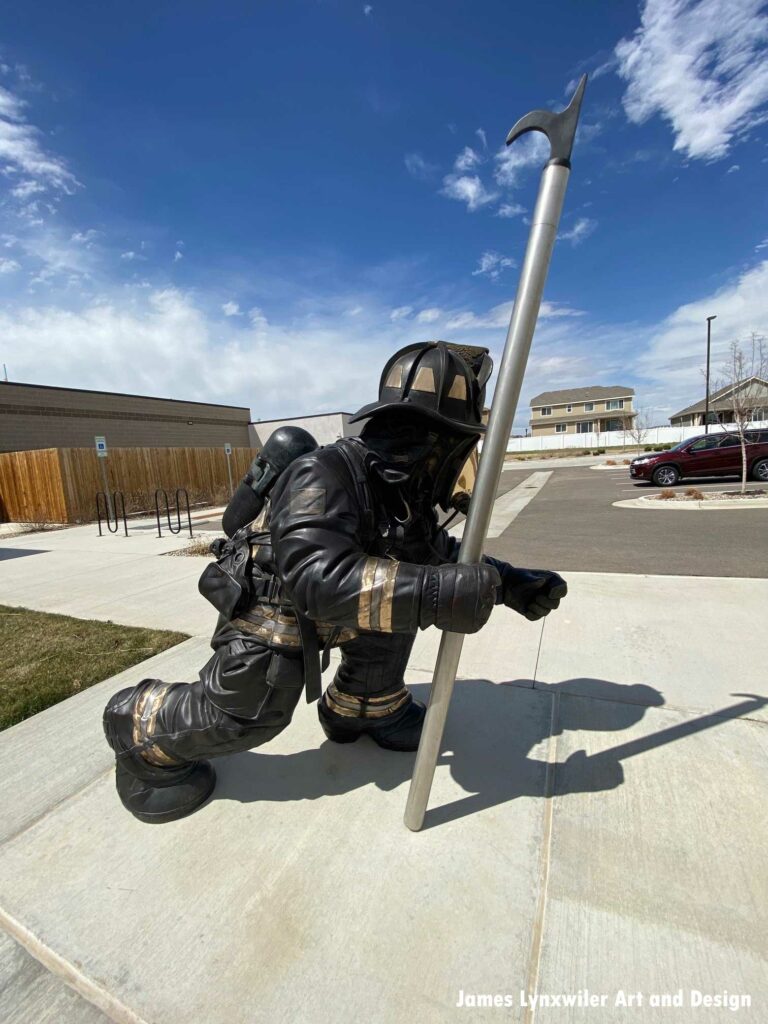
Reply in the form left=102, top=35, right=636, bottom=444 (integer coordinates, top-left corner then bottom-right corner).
left=349, top=398, right=486, bottom=435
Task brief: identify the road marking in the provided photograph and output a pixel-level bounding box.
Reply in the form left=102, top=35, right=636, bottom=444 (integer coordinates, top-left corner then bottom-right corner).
left=449, top=471, right=552, bottom=539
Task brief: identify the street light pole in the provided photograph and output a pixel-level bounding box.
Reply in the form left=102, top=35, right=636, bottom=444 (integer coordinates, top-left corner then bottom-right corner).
left=705, top=315, right=717, bottom=434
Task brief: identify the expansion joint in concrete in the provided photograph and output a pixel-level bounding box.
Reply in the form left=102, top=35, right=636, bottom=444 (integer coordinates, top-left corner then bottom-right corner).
left=523, top=689, right=560, bottom=1024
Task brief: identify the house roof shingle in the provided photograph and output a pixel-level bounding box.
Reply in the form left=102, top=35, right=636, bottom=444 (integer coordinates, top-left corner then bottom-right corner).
left=669, top=377, right=768, bottom=419
left=529, top=385, right=634, bottom=407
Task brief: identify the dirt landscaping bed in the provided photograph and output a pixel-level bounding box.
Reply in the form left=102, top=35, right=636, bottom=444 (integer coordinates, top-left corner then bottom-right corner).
left=0, top=606, right=187, bottom=730
left=653, top=487, right=767, bottom=502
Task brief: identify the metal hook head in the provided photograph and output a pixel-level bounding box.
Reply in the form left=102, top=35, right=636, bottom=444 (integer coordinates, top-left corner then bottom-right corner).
left=505, top=74, right=587, bottom=168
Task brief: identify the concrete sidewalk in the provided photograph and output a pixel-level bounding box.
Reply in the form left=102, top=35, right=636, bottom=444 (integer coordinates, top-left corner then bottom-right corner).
left=0, top=518, right=218, bottom=635
left=1, top=569, right=766, bottom=1023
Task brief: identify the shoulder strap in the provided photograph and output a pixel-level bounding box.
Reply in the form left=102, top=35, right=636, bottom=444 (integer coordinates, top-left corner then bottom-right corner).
left=334, top=438, right=376, bottom=535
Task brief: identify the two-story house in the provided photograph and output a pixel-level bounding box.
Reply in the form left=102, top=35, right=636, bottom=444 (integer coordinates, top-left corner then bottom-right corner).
left=529, top=386, right=636, bottom=437
left=669, top=377, right=768, bottom=427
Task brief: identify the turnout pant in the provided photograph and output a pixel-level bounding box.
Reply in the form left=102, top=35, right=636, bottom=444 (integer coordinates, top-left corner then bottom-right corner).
left=113, top=625, right=418, bottom=767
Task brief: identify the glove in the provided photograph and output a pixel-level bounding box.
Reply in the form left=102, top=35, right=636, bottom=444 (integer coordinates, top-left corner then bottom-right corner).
left=495, top=563, right=567, bottom=621
left=419, top=563, right=501, bottom=634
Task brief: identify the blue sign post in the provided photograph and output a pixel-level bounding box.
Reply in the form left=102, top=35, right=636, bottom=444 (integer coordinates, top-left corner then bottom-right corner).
left=94, top=435, right=113, bottom=519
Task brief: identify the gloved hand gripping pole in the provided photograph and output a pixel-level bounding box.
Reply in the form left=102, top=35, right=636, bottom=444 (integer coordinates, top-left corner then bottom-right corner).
left=404, top=76, right=588, bottom=832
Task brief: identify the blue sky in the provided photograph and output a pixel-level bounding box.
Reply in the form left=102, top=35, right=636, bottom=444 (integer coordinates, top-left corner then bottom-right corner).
left=1, top=0, right=767, bottom=430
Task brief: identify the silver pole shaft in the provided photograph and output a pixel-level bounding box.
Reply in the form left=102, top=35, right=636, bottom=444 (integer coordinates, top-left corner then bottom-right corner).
left=404, top=162, right=571, bottom=832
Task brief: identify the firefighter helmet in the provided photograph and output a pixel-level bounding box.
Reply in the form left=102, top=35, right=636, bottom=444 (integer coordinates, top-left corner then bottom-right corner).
left=349, top=341, right=492, bottom=435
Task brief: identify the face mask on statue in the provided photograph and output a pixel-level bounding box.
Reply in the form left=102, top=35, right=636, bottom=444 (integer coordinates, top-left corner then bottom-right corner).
left=361, top=411, right=478, bottom=511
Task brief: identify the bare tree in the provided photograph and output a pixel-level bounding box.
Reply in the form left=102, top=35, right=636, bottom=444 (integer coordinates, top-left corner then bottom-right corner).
left=716, top=334, right=768, bottom=493
left=627, top=407, right=651, bottom=448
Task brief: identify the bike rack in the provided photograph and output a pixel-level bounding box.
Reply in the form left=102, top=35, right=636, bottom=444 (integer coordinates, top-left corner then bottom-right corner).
left=155, top=488, right=193, bottom=539
left=96, top=491, right=128, bottom=537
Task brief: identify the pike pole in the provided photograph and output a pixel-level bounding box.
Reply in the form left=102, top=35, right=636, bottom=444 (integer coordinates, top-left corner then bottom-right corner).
left=404, top=76, right=588, bottom=831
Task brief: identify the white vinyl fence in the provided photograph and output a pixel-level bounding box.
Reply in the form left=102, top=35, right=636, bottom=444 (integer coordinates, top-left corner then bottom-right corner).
left=501, top=421, right=768, bottom=454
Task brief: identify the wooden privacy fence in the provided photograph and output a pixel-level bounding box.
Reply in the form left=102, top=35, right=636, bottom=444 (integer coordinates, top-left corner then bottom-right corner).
left=0, top=446, right=259, bottom=524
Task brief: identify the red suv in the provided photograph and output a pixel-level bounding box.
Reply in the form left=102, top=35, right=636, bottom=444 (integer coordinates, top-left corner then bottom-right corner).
left=630, top=431, right=768, bottom=486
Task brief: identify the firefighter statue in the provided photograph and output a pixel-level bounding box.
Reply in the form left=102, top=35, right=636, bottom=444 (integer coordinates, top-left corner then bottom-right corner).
left=103, top=341, right=567, bottom=822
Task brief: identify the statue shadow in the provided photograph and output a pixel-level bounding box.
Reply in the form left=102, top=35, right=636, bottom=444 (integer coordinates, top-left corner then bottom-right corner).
left=212, top=677, right=685, bottom=828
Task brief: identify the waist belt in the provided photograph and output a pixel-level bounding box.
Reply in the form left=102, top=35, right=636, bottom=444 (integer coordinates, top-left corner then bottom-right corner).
left=240, top=570, right=346, bottom=704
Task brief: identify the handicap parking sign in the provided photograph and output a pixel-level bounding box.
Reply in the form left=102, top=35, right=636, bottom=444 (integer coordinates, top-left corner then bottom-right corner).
left=95, top=436, right=108, bottom=458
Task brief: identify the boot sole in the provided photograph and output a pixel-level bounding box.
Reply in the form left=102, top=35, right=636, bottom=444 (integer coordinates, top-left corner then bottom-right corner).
left=116, top=763, right=217, bottom=824
left=318, top=720, right=361, bottom=744
left=319, top=718, right=419, bottom=752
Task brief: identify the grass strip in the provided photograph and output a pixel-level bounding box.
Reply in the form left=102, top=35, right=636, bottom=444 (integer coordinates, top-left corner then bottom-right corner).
left=0, top=605, right=188, bottom=730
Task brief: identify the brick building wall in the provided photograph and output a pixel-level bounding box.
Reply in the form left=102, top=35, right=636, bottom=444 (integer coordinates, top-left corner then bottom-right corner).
left=0, top=382, right=251, bottom=453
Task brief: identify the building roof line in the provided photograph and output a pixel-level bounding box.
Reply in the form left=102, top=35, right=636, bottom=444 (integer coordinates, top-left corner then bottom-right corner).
left=529, top=385, right=635, bottom=406
left=0, top=379, right=250, bottom=413
left=669, top=376, right=768, bottom=419
left=250, top=411, right=353, bottom=425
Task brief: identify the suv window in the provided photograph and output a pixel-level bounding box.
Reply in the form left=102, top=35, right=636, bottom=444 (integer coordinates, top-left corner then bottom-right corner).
left=718, top=435, right=741, bottom=447
left=688, top=436, right=723, bottom=451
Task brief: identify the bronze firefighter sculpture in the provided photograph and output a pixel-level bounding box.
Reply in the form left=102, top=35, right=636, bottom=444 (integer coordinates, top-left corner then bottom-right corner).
left=103, top=341, right=567, bottom=822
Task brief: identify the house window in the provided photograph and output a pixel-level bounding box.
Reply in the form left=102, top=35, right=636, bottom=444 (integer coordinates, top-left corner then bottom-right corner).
left=555, top=423, right=567, bottom=433
left=540, top=407, right=552, bottom=416
left=606, top=399, right=624, bottom=411
left=566, top=404, right=573, bottom=412
left=604, top=418, right=624, bottom=431
left=584, top=402, right=594, bottom=412
left=575, top=421, right=594, bottom=433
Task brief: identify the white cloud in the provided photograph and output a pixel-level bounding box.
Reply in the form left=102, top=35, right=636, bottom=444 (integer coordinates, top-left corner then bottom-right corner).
left=615, top=0, right=768, bottom=160
left=440, top=173, right=498, bottom=212
left=12, top=225, right=95, bottom=285
left=390, top=305, right=412, bottom=321
left=494, top=132, right=549, bottom=188
left=476, top=128, right=487, bottom=150
left=726, top=164, right=740, bottom=174
left=497, top=202, right=526, bottom=219
left=636, top=259, right=768, bottom=395
left=10, top=179, right=45, bottom=200
left=444, top=299, right=584, bottom=332
left=404, top=152, right=437, bottom=180
left=756, top=238, right=768, bottom=252
left=173, top=249, right=184, bottom=262
left=0, top=83, right=79, bottom=202
left=471, top=251, right=517, bottom=280
left=0, top=277, right=643, bottom=435
left=0, top=257, right=20, bottom=273
left=416, top=307, right=442, bottom=323
left=71, top=229, right=98, bottom=245
left=222, top=301, right=241, bottom=317
left=363, top=4, right=373, bottom=14
left=120, top=251, right=145, bottom=262
left=454, top=146, right=481, bottom=172
left=539, top=301, right=586, bottom=319
left=249, top=306, right=269, bottom=330
left=0, top=287, right=400, bottom=418
left=557, top=217, right=597, bottom=246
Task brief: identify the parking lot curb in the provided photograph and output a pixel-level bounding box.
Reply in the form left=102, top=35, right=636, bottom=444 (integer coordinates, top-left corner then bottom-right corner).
left=613, top=496, right=768, bottom=510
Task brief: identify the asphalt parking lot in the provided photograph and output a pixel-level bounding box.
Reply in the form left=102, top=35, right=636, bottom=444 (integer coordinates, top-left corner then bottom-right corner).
left=485, top=463, right=768, bottom=578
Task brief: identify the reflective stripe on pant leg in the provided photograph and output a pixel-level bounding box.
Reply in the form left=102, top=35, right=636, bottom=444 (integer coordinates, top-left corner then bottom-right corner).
left=333, top=632, right=416, bottom=700
left=142, top=640, right=306, bottom=763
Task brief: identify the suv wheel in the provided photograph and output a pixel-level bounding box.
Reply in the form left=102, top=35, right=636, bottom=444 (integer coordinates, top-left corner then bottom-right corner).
left=652, top=465, right=680, bottom=487
left=752, top=458, right=768, bottom=483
